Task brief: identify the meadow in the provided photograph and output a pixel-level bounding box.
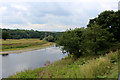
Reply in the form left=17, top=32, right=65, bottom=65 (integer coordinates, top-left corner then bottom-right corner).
left=9, top=50, right=119, bottom=79
left=1, top=39, right=53, bottom=51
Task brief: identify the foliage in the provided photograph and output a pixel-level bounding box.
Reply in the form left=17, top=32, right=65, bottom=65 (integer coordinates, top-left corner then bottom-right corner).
left=57, top=24, right=115, bottom=57
left=1, top=29, right=62, bottom=41
left=2, top=31, right=10, bottom=40
left=57, top=10, right=119, bottom=57
left=45, top=35, right=54, bottom=42
left=57, top=28, right=85, bottom=58
left=87, top=10, right=120, bottom=41
left=82, top=24, right=114, bottom=55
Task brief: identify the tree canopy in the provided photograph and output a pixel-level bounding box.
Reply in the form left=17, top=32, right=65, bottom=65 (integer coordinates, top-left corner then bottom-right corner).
left=87, top=10, right=120, bottom=41
left=1, top=29, right=62, bottom=41
left=83, top=24, right=114, bottom=55
left=57, top=10, right=119, bottom=58
left=57, top=28, right=85, bottom=58
left=2, top=31, right=10, bottom=40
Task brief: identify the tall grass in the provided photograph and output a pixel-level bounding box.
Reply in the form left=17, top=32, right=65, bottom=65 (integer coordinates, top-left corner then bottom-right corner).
left=75, top=50, right=119, bottom=78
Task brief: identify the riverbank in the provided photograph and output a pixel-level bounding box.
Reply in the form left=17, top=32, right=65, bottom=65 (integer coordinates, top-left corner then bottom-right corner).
left=0, top=39, right=54, bottom=54
left=9, top=50, right=119, bottom=78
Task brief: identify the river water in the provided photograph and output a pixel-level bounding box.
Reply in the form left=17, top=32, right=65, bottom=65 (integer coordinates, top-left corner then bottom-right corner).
left=1, top=45, right=67, bottom=78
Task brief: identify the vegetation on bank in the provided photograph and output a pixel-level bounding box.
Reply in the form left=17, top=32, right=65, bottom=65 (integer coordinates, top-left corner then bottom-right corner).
left=1, top=39, right=54, bottom=51
left=1, top=29, right=62, bottom=41
left=9, top=50, right=119, bottom=78
left=57, top=10, right=120, bottom=58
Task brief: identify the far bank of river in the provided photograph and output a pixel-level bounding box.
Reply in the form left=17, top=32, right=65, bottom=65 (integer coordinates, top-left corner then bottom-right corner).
left=1, top=45, right=67, bottom=78
left=0, top=42, right=54, bottom=54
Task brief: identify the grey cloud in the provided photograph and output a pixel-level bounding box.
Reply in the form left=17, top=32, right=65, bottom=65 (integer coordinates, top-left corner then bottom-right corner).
left=1, top=1, right=118, bottom=31
left=28, top=2, right=71, bottom=17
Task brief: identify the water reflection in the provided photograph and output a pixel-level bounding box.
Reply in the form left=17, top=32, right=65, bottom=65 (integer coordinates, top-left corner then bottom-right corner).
left=2, top=45, right=67, bottom=78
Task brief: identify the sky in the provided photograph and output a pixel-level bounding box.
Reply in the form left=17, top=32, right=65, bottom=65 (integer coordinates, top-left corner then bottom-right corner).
left=118, top=1, right=120, bottom=10
left=0, top=0, right=119, bottom=31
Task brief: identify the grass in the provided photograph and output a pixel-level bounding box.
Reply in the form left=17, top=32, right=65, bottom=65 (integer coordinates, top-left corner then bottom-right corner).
left=9, top=50, right=119, bottom=78
left=1, top=39, right=54, bottom=51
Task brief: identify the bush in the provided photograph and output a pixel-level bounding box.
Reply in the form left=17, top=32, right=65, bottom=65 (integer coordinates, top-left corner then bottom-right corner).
left=45, top=35, right=55, bottom=42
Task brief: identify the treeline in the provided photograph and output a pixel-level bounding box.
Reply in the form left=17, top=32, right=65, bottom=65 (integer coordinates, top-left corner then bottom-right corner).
left=1, top=29, right=62, bottom=42
left=57, top=10, right=120, bottom=58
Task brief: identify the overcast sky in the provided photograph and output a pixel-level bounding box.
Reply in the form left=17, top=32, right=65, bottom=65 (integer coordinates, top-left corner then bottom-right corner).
left=0, top=0, right=119, bottom=31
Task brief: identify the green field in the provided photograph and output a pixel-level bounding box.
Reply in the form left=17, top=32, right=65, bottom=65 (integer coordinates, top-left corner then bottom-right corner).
left=1, top=39, right=53, bottom=51
left=9, top=50, right=119, bottom=78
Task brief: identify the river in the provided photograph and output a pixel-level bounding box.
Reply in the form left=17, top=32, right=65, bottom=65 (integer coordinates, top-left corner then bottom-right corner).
left=1, top=45, right=67, bottom=78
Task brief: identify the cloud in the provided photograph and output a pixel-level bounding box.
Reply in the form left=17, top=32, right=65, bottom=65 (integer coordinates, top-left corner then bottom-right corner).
left=11, top=4, right=28, bottom=11
left=1, top=0, right=119, bottom=31
left=118, top=1, right=120, bottom=10
left=1, top=24, right=78, bottom=31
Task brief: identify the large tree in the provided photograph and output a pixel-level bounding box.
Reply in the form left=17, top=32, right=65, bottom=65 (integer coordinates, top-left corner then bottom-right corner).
left=57, top=28, right=85, bottom=58
left=87, top=10, right=120, bottom=41
left=83, top=24, right=114, bottom=55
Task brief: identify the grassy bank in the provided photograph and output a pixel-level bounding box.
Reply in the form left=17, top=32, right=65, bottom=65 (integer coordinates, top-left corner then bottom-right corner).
left=9, top=50, right=119, bottom=78
left=1, top=39, right=54, bottom=52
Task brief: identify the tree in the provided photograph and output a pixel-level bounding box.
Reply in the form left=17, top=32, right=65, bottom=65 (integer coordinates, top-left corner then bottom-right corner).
left=45, top=35, right=54, bottom=42
left=87, top=10, right=120, bottom=41
left=57, top=28, right=85, bottom=58
left=109, top=11, right=120, bottom=41
left=40, top=35, right=44, bottom=40
left=87, top=10, right=114, bottom=28
left=1, top=28, right=62, bottom=39
left=83, top=24, right=114, bottom=55
left=2, top=31, right=10, bottom=40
